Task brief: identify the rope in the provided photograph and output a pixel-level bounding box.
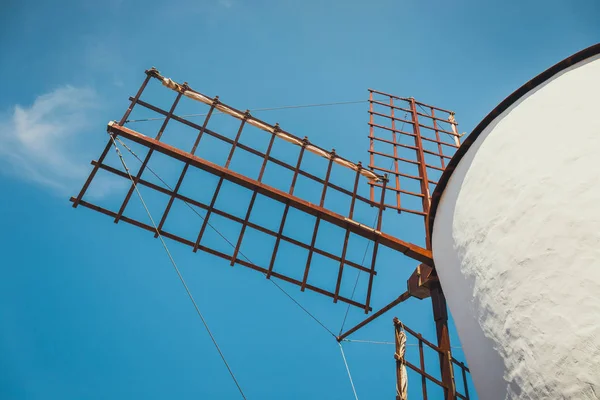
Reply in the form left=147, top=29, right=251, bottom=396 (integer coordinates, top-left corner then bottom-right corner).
left=114, top=137, right=336, bottom=339
left=338, top=342, right=359, bottom=400
left=109, top=136, right=247, bottom=399
left=126, top=100, right=368, bottom=123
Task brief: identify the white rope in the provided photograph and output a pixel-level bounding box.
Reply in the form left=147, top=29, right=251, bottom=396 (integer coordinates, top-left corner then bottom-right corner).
left=108, top=135, right=247, bottom=400
left=338, top=342, right=359, bottom=400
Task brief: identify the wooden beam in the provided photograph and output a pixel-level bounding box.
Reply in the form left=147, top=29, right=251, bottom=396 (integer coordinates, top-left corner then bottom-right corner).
left=107, top=122, right=434, bottom=266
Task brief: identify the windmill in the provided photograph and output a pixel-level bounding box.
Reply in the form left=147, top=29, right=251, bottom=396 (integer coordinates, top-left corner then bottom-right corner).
left=70, top=67, right=472, bottom=399
left=429, top=44, right=600, bottom=399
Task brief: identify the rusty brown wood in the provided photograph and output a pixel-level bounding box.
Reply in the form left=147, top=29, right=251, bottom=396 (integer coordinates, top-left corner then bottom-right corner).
left=367, top=88, right=409, bottom=101
left=451, top=357, right=470, bottom=373
left=370, top=127, right=458, bottom=149
left=368, top=122, right=417, bottom=139
left=191, top=101, right=218, bottom=154
left=389, top=97, right=402, bottom=210
left=413, top=99, right=455, bottom=115
left=191, top=118, right=248, bottom=250
left=333, top=165, right=362, bottom=302
left=421, top=134, right=459, bottom=148
left=398, top=320, right=442, bottom=354
left=369, top=109, right=414, bottom=124
left=459, top=360, right=470, bottom=399
left=89, top=159, right=376, bottom=273
left=371, top=161, right=423, bottom=181
left=145, top=75, right=375, bottom=181
left=193, top=178, right=224, bottom=252
left=418, top=333, right=428, bottom=400
left=369, top=136, right=454, bottom=160
left=133, top=98, right=382, bottom=208
left=75, top=77, right=476, bottom=398
left=431, top=108, right=447, bottom=169
left=333, top=229, right=352, bottom=303
left=225, top=116, right=248, bottom=169
left=364, top=176, right=387, bottom=313
left=414, top=110, right=458, bottom=125
left=368, top=88, right=458, bottom=120
left=425, top=163, right=445, bottom=172
left=368, top=98, right=413, bottom=114
left=301, top=218, right=320, bottom=291
left=70, top=197, right=370, bottom=310
left=370, top=118, right=456, bottom=147
left=233, top=130, right=299, bottom=266
left=368, top=110, right=414, bottom=126
left=320, top=155, right=334, bottom=208
left=301, top=154, right=335, bottom=290
left=259, top=126, right=277, bottom=180
left=136, top=98, right=377, bottom=184
left=72, top=72, right=152, bottom=208
left=289, top=141, right=307, bottom=194
left=418, top=123, right=459, bottom=137
left=369, top=92, right=375, bottom=203
left=368, top=135, right=419, bottom=152
left=403, top=359, right=446, bottom=390
left=266, top=204, right=290, bottom=279
left=230, top=192, right=257, bottom=265
left=155, top=162, right=191, bottom=237
left=431, top=284, right=456, bottom=400
left=120, top=68, right=158, bottom=125
left=107, top=123, right=434, bottom=265
left=409, top=98, right=432, bottom=219
left=114, top=91, right=183, bottom=223
left=337, top=291, right=411, bottom=341
left=369, top=150, right=420, bottom=167
left=155, top=101, right=217, bottom=236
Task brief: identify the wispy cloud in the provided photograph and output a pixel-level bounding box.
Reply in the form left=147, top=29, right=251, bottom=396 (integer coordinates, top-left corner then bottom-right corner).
left=0, top=86, right=122, bottom=197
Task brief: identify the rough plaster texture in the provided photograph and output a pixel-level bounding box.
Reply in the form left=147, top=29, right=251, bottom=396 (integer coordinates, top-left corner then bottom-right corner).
left=432, top=55, right=600, bottom=399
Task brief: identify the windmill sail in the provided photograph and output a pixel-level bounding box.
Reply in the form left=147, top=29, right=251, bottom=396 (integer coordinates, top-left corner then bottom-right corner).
left=367, top=89, right=462, bottom=245
left=71, top=68, right=435, bottom=313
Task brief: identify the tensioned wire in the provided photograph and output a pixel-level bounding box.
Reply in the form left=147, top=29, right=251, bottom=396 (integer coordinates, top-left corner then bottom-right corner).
left=111, top=100, right=416, bottom=399
left=125, top=100, right=368, bottom=123
left=112, top=136, right=338, bottom=338
left=108, top=135, right=247, bottom=399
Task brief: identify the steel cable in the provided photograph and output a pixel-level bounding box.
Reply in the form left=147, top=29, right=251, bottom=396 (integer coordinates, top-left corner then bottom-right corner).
left=114, top=137, right=337, bottom=338
left=109, top=136, right=247, bottom=400
left=126, top=100, right=368, bottom=123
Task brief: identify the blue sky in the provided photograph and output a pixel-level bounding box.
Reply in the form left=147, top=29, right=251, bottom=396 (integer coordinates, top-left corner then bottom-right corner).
left=0, top=1, right=598, bottom=399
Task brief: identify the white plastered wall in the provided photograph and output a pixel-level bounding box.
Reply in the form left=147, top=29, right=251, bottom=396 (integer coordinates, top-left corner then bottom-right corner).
left=433, top=54, right=600, bottom=399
